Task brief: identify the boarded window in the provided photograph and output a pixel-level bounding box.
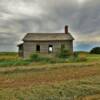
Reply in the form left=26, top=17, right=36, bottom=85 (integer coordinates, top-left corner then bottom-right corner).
left=48, top=45, right=53, bottom=53
left=36, top=45, right=40, bottom=52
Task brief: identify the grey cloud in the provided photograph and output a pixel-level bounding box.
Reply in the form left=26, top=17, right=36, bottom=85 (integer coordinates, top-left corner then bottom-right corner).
left=0, top=0, right=100, bottom=51
left=72, top=0, right=100, bottom=34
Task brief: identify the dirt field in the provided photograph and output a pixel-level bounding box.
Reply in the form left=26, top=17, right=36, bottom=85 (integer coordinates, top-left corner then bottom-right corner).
left=0, top=62, right=99, bottom=88
left=0, top=53, right=100, bottom=100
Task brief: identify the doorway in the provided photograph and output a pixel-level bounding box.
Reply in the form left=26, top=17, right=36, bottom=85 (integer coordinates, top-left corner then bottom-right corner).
left=48, top=45, right=53, bottom=53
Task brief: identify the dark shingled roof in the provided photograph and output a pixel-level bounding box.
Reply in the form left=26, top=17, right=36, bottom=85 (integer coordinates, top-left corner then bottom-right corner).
left=23, top=33, right=74, bottom=41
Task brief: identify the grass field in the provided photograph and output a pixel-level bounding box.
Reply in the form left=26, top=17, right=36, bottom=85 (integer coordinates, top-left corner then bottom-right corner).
left=0, top=52, right=100, bottom=100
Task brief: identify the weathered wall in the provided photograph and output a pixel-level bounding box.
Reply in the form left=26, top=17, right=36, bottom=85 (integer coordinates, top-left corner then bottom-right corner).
left=23, top=40, right=73, bottom=58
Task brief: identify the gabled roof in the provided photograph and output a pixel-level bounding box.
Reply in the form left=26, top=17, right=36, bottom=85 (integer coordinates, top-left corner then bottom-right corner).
left=23, top=33, right=74, bottom=41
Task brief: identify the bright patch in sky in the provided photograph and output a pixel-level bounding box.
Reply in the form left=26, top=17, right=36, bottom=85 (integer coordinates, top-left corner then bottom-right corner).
left=78, top=0, right=85, bottom=4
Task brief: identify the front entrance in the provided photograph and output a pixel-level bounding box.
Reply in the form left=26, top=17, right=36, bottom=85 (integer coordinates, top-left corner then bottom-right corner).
left=48, top=45, right=53, bottom=53
left=36, top=45, right=40, bottom=52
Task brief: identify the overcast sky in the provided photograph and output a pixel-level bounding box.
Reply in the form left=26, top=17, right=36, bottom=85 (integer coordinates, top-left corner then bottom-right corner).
left=0, top=0, right=100, bottom=51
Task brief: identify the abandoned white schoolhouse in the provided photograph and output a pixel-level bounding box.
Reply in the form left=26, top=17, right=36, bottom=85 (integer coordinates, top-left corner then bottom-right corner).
left=18, top=25, right=74, bottom=58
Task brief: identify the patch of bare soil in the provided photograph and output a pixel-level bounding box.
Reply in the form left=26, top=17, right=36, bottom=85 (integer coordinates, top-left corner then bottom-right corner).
left=0, top=65, right=99, bottom=88
left=76, top=94, right=100, bottom=100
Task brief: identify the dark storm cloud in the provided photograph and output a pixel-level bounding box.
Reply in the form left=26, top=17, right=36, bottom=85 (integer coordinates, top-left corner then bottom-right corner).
left=0, top=0, right=99, bottom=51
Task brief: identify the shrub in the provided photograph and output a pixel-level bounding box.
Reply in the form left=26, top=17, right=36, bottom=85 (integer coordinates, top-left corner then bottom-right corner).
left=90, top=47, right=100, bottom=54
left=73, top=52, right=79, bottom=58
left=30, top=53, right=52, bottom=63
left=30, top=53, right=40, bottom=61
left=67, top=53, right=87, bottom=62
left=56, top=45, right=72, bottom=58
left=30, top=53, right=66, bottom=63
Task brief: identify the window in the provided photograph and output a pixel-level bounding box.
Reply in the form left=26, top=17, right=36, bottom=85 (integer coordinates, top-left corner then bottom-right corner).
left=36, top=45, right=40, bottom=52
left=48, top=45, right=53, bottom=53
left=61, top=44, right=65, bottom=49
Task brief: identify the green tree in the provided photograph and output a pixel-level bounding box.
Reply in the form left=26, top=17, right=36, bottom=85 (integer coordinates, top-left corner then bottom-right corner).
left=90, top=47, right=100, bottom=54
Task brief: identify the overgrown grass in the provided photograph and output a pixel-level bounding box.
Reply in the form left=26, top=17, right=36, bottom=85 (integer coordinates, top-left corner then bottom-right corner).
left=30, top=53, right=66, bottom=63
left=0, top=52, right=99, bottom=99
left=0, top=52, right=17, bottom=55
left=0, top=60, right=31, bottom=67
left=0, top=52, right=99, bottom=67
left=0, top=75, right=100, bottom=100
left=0, top=52, right=31, bottom=67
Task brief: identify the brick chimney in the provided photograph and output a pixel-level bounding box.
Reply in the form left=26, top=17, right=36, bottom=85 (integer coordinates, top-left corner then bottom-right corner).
left=65, top=25, right=68, bottom=34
